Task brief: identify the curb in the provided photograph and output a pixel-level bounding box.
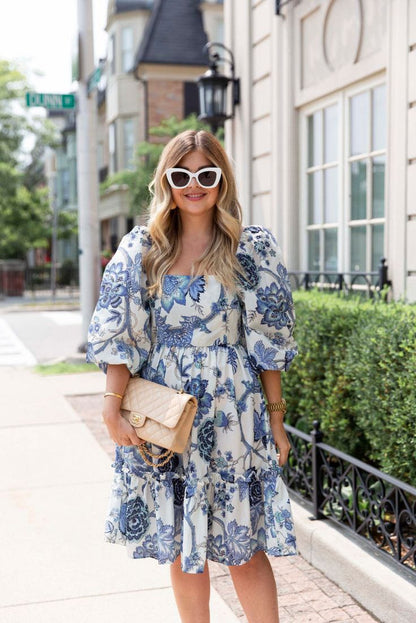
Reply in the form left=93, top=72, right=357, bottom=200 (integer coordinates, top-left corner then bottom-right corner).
left=293, top=501, right=416, bottom=623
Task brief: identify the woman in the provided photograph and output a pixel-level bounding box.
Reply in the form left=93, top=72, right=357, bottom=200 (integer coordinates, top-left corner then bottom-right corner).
left=87, top=130, right=297, bottom=623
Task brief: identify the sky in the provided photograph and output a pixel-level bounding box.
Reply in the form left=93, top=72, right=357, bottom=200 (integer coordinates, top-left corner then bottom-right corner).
left=0, top=0, right=108, bottom=93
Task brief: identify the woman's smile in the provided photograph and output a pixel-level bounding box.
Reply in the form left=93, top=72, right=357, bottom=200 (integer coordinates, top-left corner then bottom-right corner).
left=184, top=191, right=206, bottom=201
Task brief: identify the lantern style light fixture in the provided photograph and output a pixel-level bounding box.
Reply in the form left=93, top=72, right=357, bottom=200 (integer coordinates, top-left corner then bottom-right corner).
left=275, top=0, right=296, bottom=15
left=197, top=42, right=240, bottom=133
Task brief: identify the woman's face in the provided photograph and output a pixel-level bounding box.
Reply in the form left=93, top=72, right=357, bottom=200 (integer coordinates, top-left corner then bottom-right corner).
left=168, top=150, right=220, bottom=219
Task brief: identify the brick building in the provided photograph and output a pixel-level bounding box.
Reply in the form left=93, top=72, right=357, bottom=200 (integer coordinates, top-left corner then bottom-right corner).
left=99, top=0, right=223, bottom=252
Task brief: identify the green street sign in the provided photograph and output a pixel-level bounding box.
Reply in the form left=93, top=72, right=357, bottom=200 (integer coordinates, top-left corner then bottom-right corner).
left=25, top=92, right=76, bottom=110
left=87, top=66, right=102, bottom=95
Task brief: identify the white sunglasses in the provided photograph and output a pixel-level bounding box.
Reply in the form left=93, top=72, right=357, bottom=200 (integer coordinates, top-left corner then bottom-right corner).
left=165, top=167, right=222, bottom=189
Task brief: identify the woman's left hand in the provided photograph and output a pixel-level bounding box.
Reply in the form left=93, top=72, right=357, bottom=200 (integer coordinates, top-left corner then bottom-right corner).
left=269, top=415, right=291, bottom=467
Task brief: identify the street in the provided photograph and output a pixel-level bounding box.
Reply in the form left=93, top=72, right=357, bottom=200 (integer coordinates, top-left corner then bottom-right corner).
left=0, top=310, right=83, bottom=365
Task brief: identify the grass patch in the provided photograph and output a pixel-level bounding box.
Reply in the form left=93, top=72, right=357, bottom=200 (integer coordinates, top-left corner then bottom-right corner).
left=34, top=362, right=97, bottom=375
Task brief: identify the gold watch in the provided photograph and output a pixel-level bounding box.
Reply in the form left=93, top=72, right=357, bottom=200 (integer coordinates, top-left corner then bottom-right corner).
left=267, top=399, right=287, bottom=414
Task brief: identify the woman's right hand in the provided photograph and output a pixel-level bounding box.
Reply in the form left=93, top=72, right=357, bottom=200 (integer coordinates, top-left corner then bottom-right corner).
left=102, top=406, right=144, bottom=447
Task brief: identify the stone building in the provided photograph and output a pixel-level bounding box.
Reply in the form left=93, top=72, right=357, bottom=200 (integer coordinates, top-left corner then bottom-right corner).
left=224, top=0, right=416, bottom=301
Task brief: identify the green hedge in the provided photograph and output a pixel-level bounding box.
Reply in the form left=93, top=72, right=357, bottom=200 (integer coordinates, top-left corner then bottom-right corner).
left=283, top=291, right=416, bottom=485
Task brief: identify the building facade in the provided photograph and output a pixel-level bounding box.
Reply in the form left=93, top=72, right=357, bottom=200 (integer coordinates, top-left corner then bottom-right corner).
left=45, top=111, right=78, bottom=268
left=99, top=0, right=223, bottom=251
left=225, top=0, right=416, bottom=301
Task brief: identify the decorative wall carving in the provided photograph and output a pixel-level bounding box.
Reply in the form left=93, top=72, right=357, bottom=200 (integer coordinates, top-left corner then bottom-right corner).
left=299, top=0, right=387, bottom=92
left=323, top=0, right=363, bottom=71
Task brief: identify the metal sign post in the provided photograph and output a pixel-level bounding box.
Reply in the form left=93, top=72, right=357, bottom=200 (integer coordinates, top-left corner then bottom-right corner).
left=76, top=0, right=101, bottom=352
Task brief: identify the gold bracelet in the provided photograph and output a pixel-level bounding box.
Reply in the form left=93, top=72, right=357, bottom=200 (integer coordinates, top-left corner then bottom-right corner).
left=104, top=392, right=124, bottom=400
left=267, top=399, right=287, bottom=414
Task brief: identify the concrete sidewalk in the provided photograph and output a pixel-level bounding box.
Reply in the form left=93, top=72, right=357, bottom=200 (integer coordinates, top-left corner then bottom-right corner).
left=1, top=366, right=415, bottom=622
left=0, top=367, right=238, bottom=623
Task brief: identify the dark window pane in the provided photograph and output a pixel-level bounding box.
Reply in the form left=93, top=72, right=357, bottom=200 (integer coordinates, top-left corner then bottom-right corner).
left=184, top=82, right=199, bottom=117
left=308, top=171, right=322, bottom=225
left=324, top=228, right=338, bottom=271
left=350, top=160, right=366, bottom=220
left=308, top=230, right=320, bottom=271
left=372, top=224, right=384, bottom=272
left=372, top=156, right=385, bottom=218
left=324, top=167, right=338, bottom=223
left=350, top=226, right=366, bottom=272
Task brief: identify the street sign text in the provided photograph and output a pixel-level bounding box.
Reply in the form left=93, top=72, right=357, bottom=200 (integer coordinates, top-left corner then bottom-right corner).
left=25, top=92, right=76, bottom=110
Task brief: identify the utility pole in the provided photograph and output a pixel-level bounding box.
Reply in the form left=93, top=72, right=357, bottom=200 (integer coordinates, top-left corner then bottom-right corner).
left=76, top=0, right=100, bottom=351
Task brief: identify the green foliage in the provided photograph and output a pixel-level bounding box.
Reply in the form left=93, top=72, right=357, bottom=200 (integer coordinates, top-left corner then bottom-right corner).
left=57, top=210, right=78, bottom=240
left=0, top=59, right=28, bottom=165
left=0, top=175, right=51, bottom=258
left=100, top=114, right=215, bottom=216
left=0, top=59, right=59, bottom=260
left=57, top=259, right=77, bottom=286
left=34, top=362, right=96, bottom=375
left=283, top=291, right=416, bottom=484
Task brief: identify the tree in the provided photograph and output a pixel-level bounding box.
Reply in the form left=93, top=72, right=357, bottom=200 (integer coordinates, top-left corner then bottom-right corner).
left=0, top=59, right=27, bottom=166
left=0, top=164, right=51, bottom=258
left=100, top=114, right=218, bottom=216
left=0, top=59, right=57, bottom=260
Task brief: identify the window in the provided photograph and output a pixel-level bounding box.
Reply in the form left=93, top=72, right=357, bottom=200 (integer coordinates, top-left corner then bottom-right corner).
left=61, top=169, right=70, bottom=206
left=122, top=118, right=135, bottom=169
left=184, top=82, right=199, bottom=117
left=108, top=34, right=115, bottom=75
left=110, top=217, right=119, bottom=252
left=121, top=27, right=134, bottom=72
left=306, top=102, right=339, bottom=272
left=304, top=82, right=386, bottom=277
left=109, top=122, right=117, bottom=174
left=349, top=84, right=386, bottom=272
left=126, top=217, right=134, bottom=234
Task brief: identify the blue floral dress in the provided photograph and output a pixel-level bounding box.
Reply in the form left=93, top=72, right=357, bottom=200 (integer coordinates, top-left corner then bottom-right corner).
left=87, top=225, right=298, bottom=574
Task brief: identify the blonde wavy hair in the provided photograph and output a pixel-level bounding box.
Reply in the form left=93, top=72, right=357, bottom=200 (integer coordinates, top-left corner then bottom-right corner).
left=143, top=130, right=243, bottom=296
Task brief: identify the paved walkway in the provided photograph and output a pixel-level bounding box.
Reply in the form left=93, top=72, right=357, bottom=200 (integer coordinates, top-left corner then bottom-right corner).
left=0, top=362, right=380, bottom=623
left=68, top=391, right=380, bottom=623
left=1, top=303, right=414, bottom=623
left=0, top=367, right=238, bottom=623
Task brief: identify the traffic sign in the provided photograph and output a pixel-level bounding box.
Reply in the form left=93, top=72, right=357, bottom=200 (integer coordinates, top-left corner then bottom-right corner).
left=87, top=66, right=102, bottom=95
left=25, top=92, right=76, bottom=110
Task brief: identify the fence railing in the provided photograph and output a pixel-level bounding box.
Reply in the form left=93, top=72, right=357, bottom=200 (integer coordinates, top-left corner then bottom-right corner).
left=283, top=421, right=416, bottom=576
left=0, top=262, right=80, bottom=298
left=288, top=258, right=391, bottom=298
left=25, top=265, right=79, bottom=293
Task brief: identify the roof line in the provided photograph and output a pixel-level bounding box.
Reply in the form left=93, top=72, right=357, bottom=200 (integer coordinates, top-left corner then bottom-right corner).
left=133, top=0, right=162, bottom=71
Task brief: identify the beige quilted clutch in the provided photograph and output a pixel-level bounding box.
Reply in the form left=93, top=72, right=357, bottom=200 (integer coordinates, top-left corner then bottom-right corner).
left=120, top=377, right=198, bottom=458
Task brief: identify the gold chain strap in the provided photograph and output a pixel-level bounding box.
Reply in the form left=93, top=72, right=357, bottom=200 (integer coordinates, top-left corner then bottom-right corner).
left=138, top=443, right=174, bottom=467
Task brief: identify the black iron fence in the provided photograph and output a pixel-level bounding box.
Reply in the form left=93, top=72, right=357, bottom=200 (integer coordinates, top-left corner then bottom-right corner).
left=288, top=258, right=391, bottom=298
left=25, top=264, right=79, bottom=293
left=0, top=262, right=79, bottom=298
left=283, top=421, right=416, bottom=576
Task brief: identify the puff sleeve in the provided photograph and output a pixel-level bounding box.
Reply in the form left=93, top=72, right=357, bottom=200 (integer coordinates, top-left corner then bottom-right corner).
left=86, top=226, right=152, bottom=375
left=237, top=226, right=297, bottom=373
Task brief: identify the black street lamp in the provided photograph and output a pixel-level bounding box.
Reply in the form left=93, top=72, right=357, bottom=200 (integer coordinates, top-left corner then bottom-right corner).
left=197, top=42, right=240, bottom=134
